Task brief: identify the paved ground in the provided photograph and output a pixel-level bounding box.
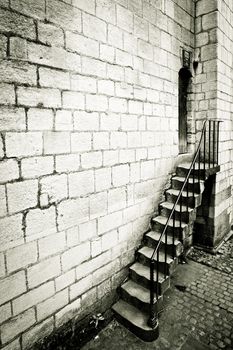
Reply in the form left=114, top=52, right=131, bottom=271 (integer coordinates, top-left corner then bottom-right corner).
left=81, top=236, right=233, bottom=350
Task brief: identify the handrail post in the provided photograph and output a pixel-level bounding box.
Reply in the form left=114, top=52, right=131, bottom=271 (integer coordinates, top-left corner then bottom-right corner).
left=148, top=260, right=157, bottom=328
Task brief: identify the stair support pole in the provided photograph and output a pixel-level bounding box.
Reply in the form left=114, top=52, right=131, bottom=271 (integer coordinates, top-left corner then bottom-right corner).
left=148, top=260, right=158, bottom=329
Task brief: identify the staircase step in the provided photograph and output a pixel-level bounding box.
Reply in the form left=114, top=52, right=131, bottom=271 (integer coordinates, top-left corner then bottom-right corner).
left=166, top=188, right=202, bottom=207
left=159, top=201, right=196, bottom=223
left=112, top=300, right=159, bottom=342
left=151, top=215, right=189, bottom=238
left=177, top=162, right=220, bottom=178
left=172, top=176, right=204, bottom=193
left=137, top=246, right=177, bottom=275
left=129, top=262, right=170, bottom=295
left=145, top=230, right=183, bottom=257
left=120, top=280, right=163, bottom=314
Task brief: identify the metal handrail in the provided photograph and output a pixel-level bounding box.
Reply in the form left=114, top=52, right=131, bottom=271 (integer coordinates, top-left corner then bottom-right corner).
left=150, top=120, right=208, bottom=261
left=148, top=118, right=222, bottom=328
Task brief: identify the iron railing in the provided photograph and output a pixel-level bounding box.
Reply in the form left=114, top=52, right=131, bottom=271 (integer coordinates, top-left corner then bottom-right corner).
left=148, top=119, right=221, bottom=328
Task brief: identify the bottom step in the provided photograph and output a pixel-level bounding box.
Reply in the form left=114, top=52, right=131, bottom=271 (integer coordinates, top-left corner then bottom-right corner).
left=112, top=300, right=159, bottom=342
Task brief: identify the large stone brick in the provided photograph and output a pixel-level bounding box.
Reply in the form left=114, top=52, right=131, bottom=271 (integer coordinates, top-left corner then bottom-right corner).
left=56, top=154, right=80, bottom=173
left=0, top=303, right=11, bottom=324
left=69, top=275, right=92, bottom=300
left=71, top=74, right=97, bottom=93
left=5, top=132, right=43, bottom=157
left=55, top=298, right=81, bottom=328
left=38, top=22, right=64, bottom=47
left=66, top=31, right=99, bottom=58
left=62, top=91, right=85, bottom=109
left=72, top=0, right=95, bottom=14
left=0, top=7, right=36, bottom=39
left=1, top=308, right=36, bottom=344
left=61, top=242, right=90, bottom=271
left=37, top=289, right=68, bottom=321
left=22, top=317, right=54, bottom=350
left=7, top=179, right=38, bottom=214
left=57, top=198, right=89, bottom=230
left=96, top=0, right=116, bottom=24
left=68, top=170, right=94, bottom=197
left=90, top=191, right=108, bottom=219
left=0, top=214, right=23, bottom=252
left=83, top=13, right=107, bottom=42
left=25, top=207, right=56, bottom=240
left=6, top=241, right=38, bottom=273
left=0, top=271, right=26, bottom=306
left=40, top=174, right=68, bottom=204
left=21, top=156, right=54, bottom=178
left=27, top=108, right=54, bottom=131
left=46, top=0, right=81, bottom=31
left=0, top=84, right=15, bottom=105
left=73, top=111, right=99, bottom=131
left=0, top=107, right=25, bottom=131
left=55, top=269, right=76, bottom=292
left=17, top=87, right=61, bottom=108
left=13, top=281, right=55, bottom=315
left=55, top=110, right=72, bottom=131
left=0, top=159, right=19, bottom=183
left=10, top=0, right=46, bottom=19
left=27, top=256, right=61, bottom=288
left=116, top=5, right=133, bottom=33
left=0, top=60, right=37, bottom=85
left=38, top=232, right=66, bottom=259
left=39, top=67, right=70, bottom=90
left=98, top=211, right=122, bottom=235
left=44, top=132, right=70, bottom=155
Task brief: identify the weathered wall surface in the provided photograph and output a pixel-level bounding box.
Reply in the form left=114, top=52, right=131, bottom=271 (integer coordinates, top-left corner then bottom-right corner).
left=194, top=0, right=233, bottom=247
left=0, top=0, right=196, bottom=348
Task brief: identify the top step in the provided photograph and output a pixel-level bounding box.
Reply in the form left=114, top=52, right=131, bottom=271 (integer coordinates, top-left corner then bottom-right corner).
left=177, top=162, right=220, bottom=177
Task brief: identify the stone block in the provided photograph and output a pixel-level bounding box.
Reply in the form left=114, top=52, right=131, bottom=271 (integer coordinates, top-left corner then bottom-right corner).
left=1, top=308, right=36, bottom=344
left=37, top=289, right=68, bottom=321
left=98, top=211, right=122, bottom=235
left=81, top=151, right=102, bottom=169
left=90, top=191, right=108, bottom=219
left=17, top=87, right=61, bottom=108
left=7, top=179, right=38, bottom=214
left=55, top=269, right=76, bottom=292
left=83, top=13, right=107, bottom=42
left=110, top=132, right=127, bottom=149
left=39, top=67, right=70, bottom=89
left=22, top=317, right=54, bottom=350
left=116, top=5, right=133, bottom=33
left=108, top=24, right=123, bottom=49
left=95, top=167, right=112, bottom=192
left=196, top=0, right=217, bottom=16
left=86, top=94, right=108, bottom=112
left=0, top=34, right=7, bottom=58
left=0, top=271, right=26, bottom=306
left=112, top=164, right=130, bottom=186
left=10, top=0, right=45, bottom=19
left=0, top=106, right=25, bottom=131
left=46, top=0, right=81, bottom=32
left=27, top=108, right=53, bottom=131
left=70, top=275, right=92, bottom=300
left=71, top=74, right=97, bottom=93
left=55, top=298, right=81, bottom=328
left=0, top=7, right=36, bottom=39
left=56, top=154, right=80, bottom=173
left=101, top=230, right=118, bottom=251
left=40, top=174, right=68, bottom=204
left=96, top=0, right=116, bottom=24
left=68, top=170, right=94, bottom=197
left=9, top=36, right=27, bottom=59
left=138, top=39, right=153, bottom=60
left=13, top=281, right=55, bottom=315
left=0, top=159, right=19, bottom=183
left=57, top=198, right=89, bottom=230
left=38, top=231, right=66, bottom=259
left=98, top=80, right=114, bottom=96
left=62, top=91, right=85, bottom=109
left=27, top=256, right=61, bottom=288
left=0, top=214, right=23, bottom=252
left=0, top=303, right=11, bottom=324
left=0, top=84, right=15, bottom=105
left=44, top=131, right=70, bottom=154
left=93, top=132, right=109, bottom=150
left=108, top=187, right=127, bottom=213
left=79, top=220, right=97, bottom=243
left=71, top=132, right=92, bottom=153
left=73, top=111, right=99, bottom=131
left=25, top=207, right=56, bottom=241
left=109, top=97, right=127, bottom=113
left=38, top=22, right=64, bottom=47
left=82, top=57, right=106, bottom=78
left=6, top=132, right=43, bottom=158
left=61, top=242, right=90, bottom=271
left=22, top=156, right=53, bottom=179
left=6, top=241, right=37, bottom=273
left=0, top=60, right=37, bottom=85
left=72, top=0, right=95, bottom=14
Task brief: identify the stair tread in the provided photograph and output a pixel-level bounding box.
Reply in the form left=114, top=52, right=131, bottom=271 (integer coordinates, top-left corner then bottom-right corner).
left=146, top=230, right=180, bottom=245
left=160, top=201, right=192, bottom=212
left=179, top=162, right=217, bottom=170
left=172, top=176, right=204, bottom=184
left=152, top=215, right=187, bottom=228
left=130, top=262, right=166, bottom=283
left=166, top=188, right=199, bottom=197
left=112, top=300, right=153, bottom=331
left=138, top=246, right=173, bottom=263
left=122, top=280, right=161, bottom=304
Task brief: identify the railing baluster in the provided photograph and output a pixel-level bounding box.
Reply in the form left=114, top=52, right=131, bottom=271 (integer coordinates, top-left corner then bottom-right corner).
left=204, top=126, right=206, bottom=176
left=213, top=121, right=215, bottom=166
left=209, top=120, right=211, bottom=168
left=156, top=251, right=159, bottom=299
left=217, top=121, right=220, bottom=165
left=148, top=260, right=156, bottom=328
left=164, top=228, right=167, bottom=278
left=192, top=162, right=195, bottom=205
left=180, top=193, right=182, bottom=241
left=186, top=177, right=189, bottom=220
left=172, top=210, right=175, bottom=259
left=198, top=149, right=201, bottom=183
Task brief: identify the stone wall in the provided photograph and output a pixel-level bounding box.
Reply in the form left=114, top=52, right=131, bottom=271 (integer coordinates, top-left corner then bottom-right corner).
left=0, top=0, right=196, bottom=349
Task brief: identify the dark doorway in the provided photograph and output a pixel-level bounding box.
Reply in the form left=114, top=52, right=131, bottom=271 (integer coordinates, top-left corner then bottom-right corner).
left=178, top=67, right=192, bottom=154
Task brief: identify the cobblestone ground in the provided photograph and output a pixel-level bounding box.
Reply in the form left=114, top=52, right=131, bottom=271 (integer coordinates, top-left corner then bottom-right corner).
left=81, top=237, right=233, bottom=350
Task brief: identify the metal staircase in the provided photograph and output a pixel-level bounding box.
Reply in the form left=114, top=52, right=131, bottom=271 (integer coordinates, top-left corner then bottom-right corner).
left=112, top=120, right=221, bottom=341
